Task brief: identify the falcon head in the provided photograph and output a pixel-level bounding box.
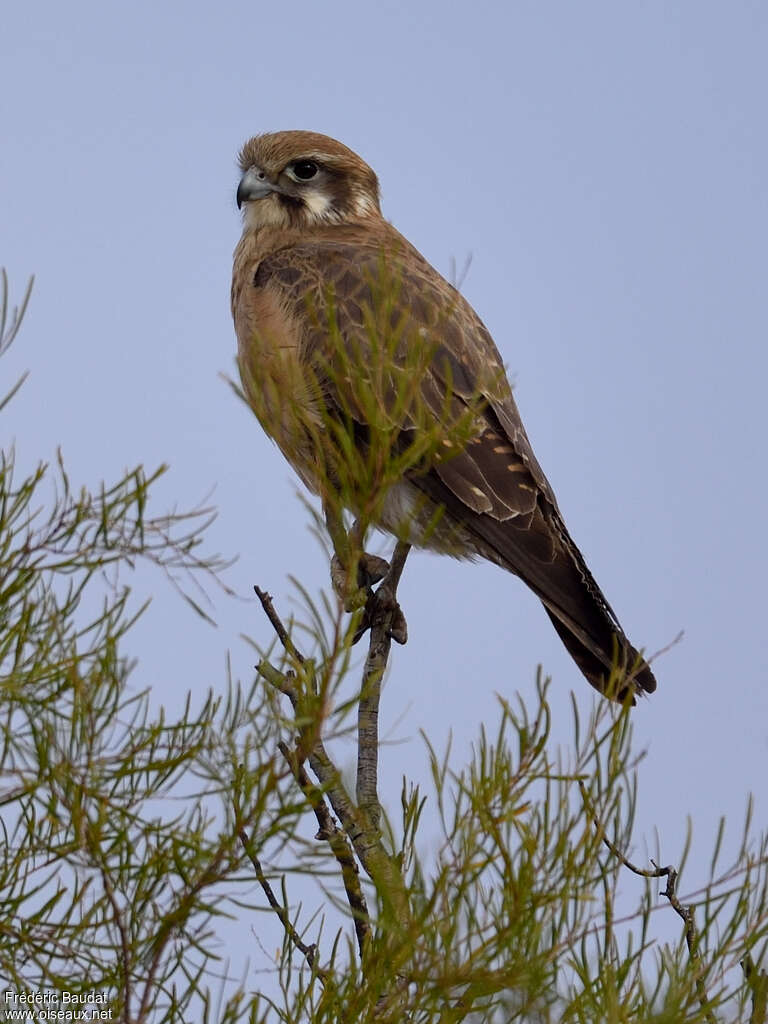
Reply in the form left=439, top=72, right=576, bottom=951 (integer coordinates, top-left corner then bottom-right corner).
left=236, top=131, right=381, bottom=231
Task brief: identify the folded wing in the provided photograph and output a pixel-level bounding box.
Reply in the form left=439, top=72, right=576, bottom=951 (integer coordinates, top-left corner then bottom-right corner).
left=251, top=229, right=656, bottom=699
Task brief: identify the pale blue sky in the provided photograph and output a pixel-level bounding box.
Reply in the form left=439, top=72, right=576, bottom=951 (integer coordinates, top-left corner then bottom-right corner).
left=3, top=0, right=767, bottom=996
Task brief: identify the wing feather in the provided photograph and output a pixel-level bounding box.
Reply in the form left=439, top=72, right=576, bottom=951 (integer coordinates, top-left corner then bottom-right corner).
left=248, top=230, right=656, bottom=698
left=253, top=234, right=552, bottom=510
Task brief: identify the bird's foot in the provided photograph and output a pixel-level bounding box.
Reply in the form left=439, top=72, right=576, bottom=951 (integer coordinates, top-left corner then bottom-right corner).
left=330, top=533, right=410, bottom=646
left=331, top=551, right=390, bottom=612
left=353, top=580, right=408, bottom=646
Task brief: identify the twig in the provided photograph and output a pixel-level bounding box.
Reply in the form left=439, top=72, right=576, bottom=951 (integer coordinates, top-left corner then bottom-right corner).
left=256, top=658, right=299, bottom=701
left=254, top=586, right=305, bottom=664
left=357, top=541, right=411, bottom=831
left=278, top=740, right=370, bottom=960
left=91, top=837, right=132, bottom=1022
left=385, top=538, right=411, bottom=593
left=238, top=825, right=329, bottom=985
left=646, top=628, right=685, bottom=668
left=580, top=782, right=716, bottom=1024
left=254, top=586, right=411, bottom=924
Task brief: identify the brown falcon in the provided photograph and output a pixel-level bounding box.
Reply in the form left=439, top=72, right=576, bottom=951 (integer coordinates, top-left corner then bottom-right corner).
left=231, top=130, right=657, bottom=701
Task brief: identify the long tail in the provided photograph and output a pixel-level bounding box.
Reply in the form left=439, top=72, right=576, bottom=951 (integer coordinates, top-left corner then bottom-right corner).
left=497, top=505, right=658, bottom=701
left=415, top=471, right=657, bottom=701
left=541, top=604, right=656, bottom=702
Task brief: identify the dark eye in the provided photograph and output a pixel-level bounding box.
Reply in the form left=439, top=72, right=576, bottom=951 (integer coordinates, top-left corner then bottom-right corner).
left=291, top=159, right=319, bottom=181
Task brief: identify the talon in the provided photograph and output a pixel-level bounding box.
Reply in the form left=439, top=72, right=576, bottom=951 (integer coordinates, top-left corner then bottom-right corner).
left=353, top=584, right=409, bottom=646
left=375, top=586, right=407, bottom=644
left=388, top=603, right=408, bottom=645
left=330, top=536, right=409, bottom=644
left=352, top=607, right=373, bottom=644
left=331, top=553, right=370, bottom=612
left=331, top=551, right=390, bottom=613
left=358, top=552, right=390, bottom=588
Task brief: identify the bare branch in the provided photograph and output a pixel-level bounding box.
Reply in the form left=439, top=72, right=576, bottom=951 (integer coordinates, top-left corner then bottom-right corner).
left=254, top=585, right=305, bottom=664
left=254, top=584, right=412, bottom=926
left=580, top=781, right=717, bottom=1024
left=238, top=825, right=329, bottom=986
left=278, top=740, right=370, bottom=962
left=357, top=541, right=411, bottom=831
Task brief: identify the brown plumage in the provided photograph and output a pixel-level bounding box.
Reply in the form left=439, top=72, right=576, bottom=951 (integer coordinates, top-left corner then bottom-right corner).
left=231, top=130, right=657, bottom=701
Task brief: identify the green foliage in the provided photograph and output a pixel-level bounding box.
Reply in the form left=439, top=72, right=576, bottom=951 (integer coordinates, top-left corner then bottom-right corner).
left=0, top=273, right=291, bottom=1019
left=2, top=269, right=767, bottom=1023
left=249, top=650, right=768, bottom=1022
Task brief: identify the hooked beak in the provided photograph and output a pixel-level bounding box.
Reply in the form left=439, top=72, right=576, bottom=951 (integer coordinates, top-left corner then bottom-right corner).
left=236, top=166, right=281, bottom=208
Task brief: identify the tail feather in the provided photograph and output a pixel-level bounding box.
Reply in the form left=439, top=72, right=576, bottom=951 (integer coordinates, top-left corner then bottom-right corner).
left=542, top=605, right=656, bottom=703
left=412, top=470, right=657, bottom=702
left=503, top=506, right=658, bottom=701
left=488, top=502, right=657, bottom=702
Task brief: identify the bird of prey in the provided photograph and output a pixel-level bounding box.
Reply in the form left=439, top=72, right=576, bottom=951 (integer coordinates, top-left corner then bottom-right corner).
left=232, top=130, right=656, bottom=701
